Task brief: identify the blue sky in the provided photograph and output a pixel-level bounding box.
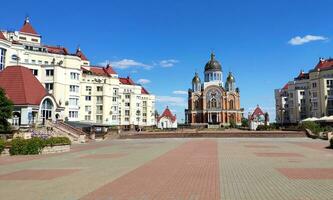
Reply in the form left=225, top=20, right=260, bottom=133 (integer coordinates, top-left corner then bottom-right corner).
left=1, top=0, right=333, bottom=121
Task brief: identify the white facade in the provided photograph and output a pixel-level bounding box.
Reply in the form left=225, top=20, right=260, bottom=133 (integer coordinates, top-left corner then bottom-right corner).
left=0, top=18, right=155, bottom=128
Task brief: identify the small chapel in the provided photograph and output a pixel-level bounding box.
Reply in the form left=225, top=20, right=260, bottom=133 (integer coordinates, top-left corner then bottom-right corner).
left=185, top=53, right=243, bottom=127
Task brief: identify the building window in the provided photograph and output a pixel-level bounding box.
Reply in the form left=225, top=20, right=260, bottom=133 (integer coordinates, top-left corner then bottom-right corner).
left=46, top=69, right=54, bottom=76
left=125, top=94, right=130, bottom=99
left=125, top=110, right=130, bottom=116
left=19, top=36, right=26, bottom=40
left=31, top=69, right=38, bottom=76
left=84, top=115, right=91, bottom=121
left=125, top=102, right=130, bottom=107
left=96, top=105, right=103, bottom=114
left=69, top=85, right=79, bottom=93
left=313, top=92, right=317, bottom=98
left=85, top=96, right=91, bottom=101
left=69, top=98, right=79, bottom=106
left=69, top=111, right=78, bottom=118
left=300, top=91, right=305, bottom=96
left=86, top=86, right=92, bottom=92
left=312, top=82, right=317, bottom=88
left=327, top=80, right=333, bottom=88
left=112, top=97, right=117, bottom=102
left=0, top=48, right=6, bottom=71
left=70, top=72, right=80, bottom=80
left=328, top=90, right=333, bottom=96
left=125, top=117, right=129, bottom=122
left=96, top=115, right=103, bottom=123
left=97, top=86, right=103, bottom=92
left=96, top=96, right=103, bottom=104
left=45, top=83, right=54, bottom=91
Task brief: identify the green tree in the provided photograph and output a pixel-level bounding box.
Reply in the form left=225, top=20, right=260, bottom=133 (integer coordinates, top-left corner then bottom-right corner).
left=241, top=118, right=249, bottom=127
left=0, top=88, right=13, bottom=132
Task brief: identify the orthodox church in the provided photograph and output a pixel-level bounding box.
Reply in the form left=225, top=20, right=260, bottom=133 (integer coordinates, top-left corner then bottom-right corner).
left=185, top=53, right=243, bottom=127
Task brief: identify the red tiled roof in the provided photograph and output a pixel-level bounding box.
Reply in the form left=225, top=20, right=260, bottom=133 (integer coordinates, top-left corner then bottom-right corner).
left=81, top=65, right=117, bottom=77
left=0, top=32, right=7, bottom=41
left=141, top=87, right=149, bottom=95
left=76, top=48, right=88, bottom=61
left=0, top=66, right=47, bottom=105
left=315, top=58, right=333, bottom=70
left=251, top=106, right=265, bottom=119
left=158, top=106, right=176, bottom=122
left=119, top=77, right=136, bottom=85
left=282, top=83, right=288, bottom=90
left=20, top=20, right=38, bottom=35
left=44, top=45, right=69, bottom=55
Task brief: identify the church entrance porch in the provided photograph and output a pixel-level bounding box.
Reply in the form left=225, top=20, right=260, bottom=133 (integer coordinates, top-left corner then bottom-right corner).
left=207, top=112, right=220, bottom=125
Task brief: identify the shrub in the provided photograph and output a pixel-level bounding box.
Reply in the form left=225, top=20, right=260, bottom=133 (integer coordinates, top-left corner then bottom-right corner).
left=241, top=118, right=249, bottom=127
left=0, top=138, right=5, bottom=154
left=229, top=119, right=237, bottom=128
left=256, top=125, right=276, bottom=131
left=9, top=137, right=71, bottom=155
left=330, top=138, right=333, bottom=148
left=44, top=137, right=71, bottom=147
left=300, top=121, right=323, bottom=134
left=9, top=137, right=29, bottom=155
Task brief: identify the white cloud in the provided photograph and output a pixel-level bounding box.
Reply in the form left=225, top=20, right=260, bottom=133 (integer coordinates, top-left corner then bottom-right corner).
left=159, top=59, right=179, bottom=68
left=288, top=35, right=328, bottom=45
left=156, top=96, right=187, bottom=107
left=99, top=59, right=152, bottom=70
left=173, top=90, right=187, bottom=95
left=137, top=78, right=151, bottom=85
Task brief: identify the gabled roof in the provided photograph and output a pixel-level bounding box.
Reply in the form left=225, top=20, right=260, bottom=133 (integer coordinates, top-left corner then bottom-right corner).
left=158, top=106, right=176, bottom=122
left=76, top=48, right=88, bottom=61
left=141, top=87, right=149, bottom=95
left=315, top=58, right=333, bottom=70
left=0, top=32, right=7, bottom=41
left=19, top=18, right=39, bottom=35
left=119, top=77, right=136, bottom=85
left=81, top=65, right=117, bottom=77
left=251, top=105, right=265, bottom=119
left=44, top=45, right=69, bottom=55
left=0, top=66, right=47, bottom=105
left=295, top=70, right=309, bottom=80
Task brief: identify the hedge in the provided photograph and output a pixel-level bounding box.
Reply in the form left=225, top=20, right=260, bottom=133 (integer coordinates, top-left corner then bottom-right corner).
left=8, top=137, right=71, bottom=155
left=0, top=138, right=5, bottom=154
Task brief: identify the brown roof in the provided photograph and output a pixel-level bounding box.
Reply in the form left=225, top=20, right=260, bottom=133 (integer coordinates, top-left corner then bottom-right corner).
left=0, top=32, right=7, bottom=41
left=0, top=66, right=47, bottom=105
left=282, top=83, right=289, bottom=90
left=81, top=65, right=117, bottom=77
left=315, top=58, right=333, bottom=70
left=251, top=106, right=265, bottom=119
left=44, top=45, right=69, bottom=55
left=119, top=77, right=136, bottom=85
left=141, top=87, right=149, bottom=95
left=20, top=19, right=39, bottom=35
left=76, top=48, right=88, bottom=61
left=158, top=106, right=176, bottom=122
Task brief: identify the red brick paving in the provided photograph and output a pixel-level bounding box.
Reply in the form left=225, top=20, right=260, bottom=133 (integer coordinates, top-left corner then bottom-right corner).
left=80, top=153, right=128, bottom=159
left=0, top=169, right=80, bottom=180
left=255, top=152, right=304, bottom=157
left=277, top=168, right=333, bottom=179
left=81, top=140, right=220, bottom=200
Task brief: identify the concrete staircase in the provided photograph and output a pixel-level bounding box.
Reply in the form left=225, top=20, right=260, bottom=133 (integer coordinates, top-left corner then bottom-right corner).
left=46, top=121, right=86, bottom=143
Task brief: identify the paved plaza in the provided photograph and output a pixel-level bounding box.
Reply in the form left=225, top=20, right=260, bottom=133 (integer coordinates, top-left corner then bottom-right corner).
left=0, top=137, right=332, bottom=200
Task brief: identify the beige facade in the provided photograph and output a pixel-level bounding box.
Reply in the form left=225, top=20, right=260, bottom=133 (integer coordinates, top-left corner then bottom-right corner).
left=0, top=17, right=155, bottom=128
left=275, top=58, right=333, bottom=124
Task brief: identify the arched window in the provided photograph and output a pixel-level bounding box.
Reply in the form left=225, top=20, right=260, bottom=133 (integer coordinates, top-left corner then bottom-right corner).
left=211, top=98, right=217, bottom=108
left=229, top=100, right=234, bottom=110
left=41, top=98, right=54, bottom=123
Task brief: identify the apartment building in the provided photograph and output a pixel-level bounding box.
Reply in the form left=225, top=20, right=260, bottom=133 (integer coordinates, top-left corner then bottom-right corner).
left=275, top=58, right=333, bottom=124
left=0, top=17, right=155, bottom=128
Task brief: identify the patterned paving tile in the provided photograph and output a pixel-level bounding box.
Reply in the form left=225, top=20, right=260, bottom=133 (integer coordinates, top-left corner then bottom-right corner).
left=0, top=169, right=79, bottom=180
left=79, top=153, right=128, bottom=159
left=81, top=140, right=220, bottom=200
left=244, top=144, right=279, bottom=148
left=277, top=168, right=333, bottom=179
left=255, top=152, right=304, bottom=157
